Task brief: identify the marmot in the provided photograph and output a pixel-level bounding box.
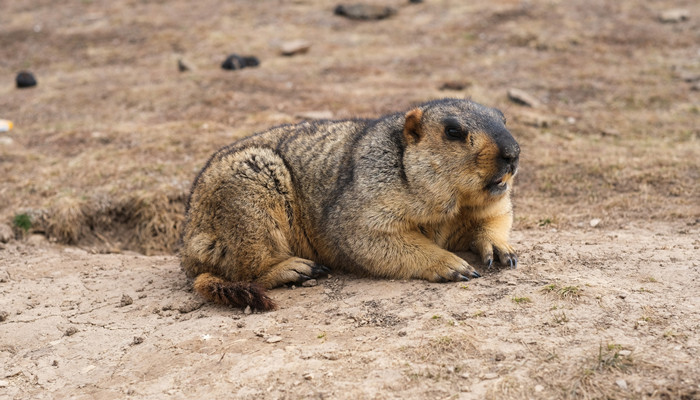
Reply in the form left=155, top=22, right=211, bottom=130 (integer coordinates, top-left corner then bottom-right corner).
left=181, top=98, right=520, bottom=311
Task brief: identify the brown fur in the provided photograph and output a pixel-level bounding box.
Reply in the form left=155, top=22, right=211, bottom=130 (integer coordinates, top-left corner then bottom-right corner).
left=181, top=98, right=520, bottom=311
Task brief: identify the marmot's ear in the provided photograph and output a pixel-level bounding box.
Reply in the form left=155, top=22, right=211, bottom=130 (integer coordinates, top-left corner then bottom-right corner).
left=403, top=109, right=423, bottom=144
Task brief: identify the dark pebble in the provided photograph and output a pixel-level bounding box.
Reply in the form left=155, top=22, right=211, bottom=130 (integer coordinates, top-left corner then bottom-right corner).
left=334, top=4, right=396, bottom=20
left=16, top=71, right=37, bottom=88
left=221, top=54, right=260, bottom=70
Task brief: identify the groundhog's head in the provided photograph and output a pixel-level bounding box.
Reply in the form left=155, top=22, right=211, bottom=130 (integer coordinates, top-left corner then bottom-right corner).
left=402, top=98, right=520, bottom=207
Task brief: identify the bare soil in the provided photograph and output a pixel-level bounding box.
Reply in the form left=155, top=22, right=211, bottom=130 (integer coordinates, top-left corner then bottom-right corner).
left=1, top=0, right=698, bottom=399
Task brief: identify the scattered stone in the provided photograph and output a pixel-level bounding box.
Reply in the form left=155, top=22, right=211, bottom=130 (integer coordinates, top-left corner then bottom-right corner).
left=64, top=326, right=79, bottom=336
left=119, top=294, right=133, bottom=307
left=439, top=81, right=471, bottom=91
left=0, top=380, right=8, bottom=388
left=302, top=279, right=318, bottom=287
left=566, top=116, right=577, bottom=124
left=244, top=305, right=252, bottom=315
left=618, top=349, right=632, bottom=356
left=0, top=311, right=8, bottom=322
left=303, top=372, right=313, bottom=380
left=16, top=71, right=37, bottom=88
left=52, top=360, right=59, bottom=367
left=460, top=372, right=470, bottom=379
left=482, top=372, right=499, bottom=380
left=236, top=321, right=245, bottom=328
left=296, top=110, right=334, bottom=120
left=589, top=218, right=601, bottom=228
left=254, top=328, right=266, bottom=337
left=221, top=54, right=260, bottom=70
left=0, top=270, right=11, bottom=283
left=132, top=336, right=144, bottom=345
left=494, top=353, right=506, bottom=361
left=334, top=4, right=396, bottom=20
left=616, top=379, right=628, bottom=389
left=659, top=9, right=689, bottom=23
left=535, top=384, right=544, bottom=392
left=177, top=59, right=192, bottom=72
left=601, top=128, right=620, bottom=137
left=0, top=223, right=13, bottom=243
left=178, top=299, right=203, bottom=314
left=618, top=292, right=628, bottom=299
left=280, top=40, right=312, bottom=56
left=507, top=88, right=541, bottom=108
left=398, top=330, right=407, bottom=337
left=0, top=136, right=12, bottom=146
left=266, top=336, right=283, bottom=343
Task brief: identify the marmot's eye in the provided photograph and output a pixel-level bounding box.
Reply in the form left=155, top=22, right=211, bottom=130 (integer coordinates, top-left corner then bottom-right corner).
left=444, top=125, right=466, bottom=141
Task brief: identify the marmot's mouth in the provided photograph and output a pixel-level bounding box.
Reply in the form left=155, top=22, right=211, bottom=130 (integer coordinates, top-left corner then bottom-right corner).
left=486, top=169, right=516, bottom=195
left=486, top=177, right=509, bottom=195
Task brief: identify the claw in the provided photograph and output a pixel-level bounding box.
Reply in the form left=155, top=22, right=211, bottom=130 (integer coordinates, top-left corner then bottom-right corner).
left=487, top=258, right=493, bottom=269
left=311, top=263, right=331, bottom=277
left=508, top=258, right=514, bottom=269
left=458, top=274, right=470, bottom=282
left=512, top=258, right=518, bottom=269
left=471, top=271, right=482, bottom=278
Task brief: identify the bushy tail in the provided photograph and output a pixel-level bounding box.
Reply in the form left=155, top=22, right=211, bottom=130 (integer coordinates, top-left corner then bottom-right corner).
left=193, top=273, right=277, bottom=311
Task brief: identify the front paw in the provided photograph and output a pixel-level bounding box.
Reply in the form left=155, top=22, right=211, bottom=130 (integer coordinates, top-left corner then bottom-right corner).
left=424, top=255, right=482, bottom=282
left=475, top=240, right=518, bottom=269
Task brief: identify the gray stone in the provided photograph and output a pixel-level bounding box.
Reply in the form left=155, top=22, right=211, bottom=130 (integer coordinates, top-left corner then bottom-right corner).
left=659, top=9, right=689, bottom=23
left=507, top=88, right=542, bottom=108
left=0, top=223, right=13, bottom=243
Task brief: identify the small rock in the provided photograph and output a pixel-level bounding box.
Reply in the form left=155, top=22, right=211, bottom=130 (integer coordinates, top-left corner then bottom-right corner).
left=482, top=372, right=499, bottom=380
left=302, top=279, right=318, bottom=287
left=177, top=59, right=192, bottom=72
left=296, top=110, right=334, bottom=120
left=221, top=54, right=260, bottom=70
left=280, top=40, right=312, bottom=56
left=566, top=116, right=577, bottom=124
left=178, top=300, right=203, bottom=314
left=589, top=218, right=601, bottom=228
left=0, top=136, right=13, bottom=146
left=0, top=270, right=9, bottom=283
left=119, top=294, right=133, bottom=307
left=0, top=380, right=8, bottom=387
left=535, top=384, right=544, bottom=392
left=618, top=350, right=631, bottom=356
left=253, top=328, right=266, bottom=337
left=236, top=321, right=245, bottom=328
left=334, top=4, right=396, bottom=20
left=0, top=223, right=13, bottom=243
left=303, top=372, right=313, bottom=380
left=616, top=379, right=628, bottom=389
left=64, top=326, right=79, bottom=336
left=439, top=81, right=471, bottom=91
left=601, top=128, right=620, bottom=137
left=16, top=71, right=37, bottom=88
left=507, top=88, right=541, bottom=108
left=618, top=292, right=628, bottom=299
left=494, top=353, right=506, bottom=361
left=460, top=372, right=470, bottom=379
left=244, top=305, right=252, bottom=314
left=659, top=9, right=689, bottom=23
left=266, top=336, right=283, bottom=343
left=132, top=336, right=144, bottom=345
left=0, top=311, right=8, bottom=322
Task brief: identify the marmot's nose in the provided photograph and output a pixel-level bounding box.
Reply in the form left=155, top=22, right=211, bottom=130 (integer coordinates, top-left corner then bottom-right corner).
left=501, top=143, right=520, bottom=163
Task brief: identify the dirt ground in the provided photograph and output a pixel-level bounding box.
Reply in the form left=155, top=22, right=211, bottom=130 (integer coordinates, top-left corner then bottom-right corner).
left=1, top=0, right=699, bottom=399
